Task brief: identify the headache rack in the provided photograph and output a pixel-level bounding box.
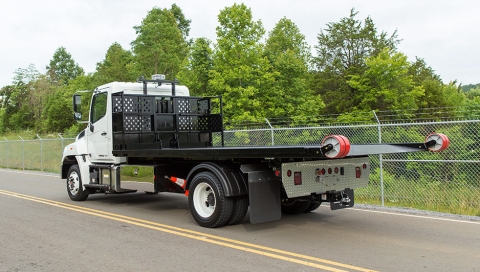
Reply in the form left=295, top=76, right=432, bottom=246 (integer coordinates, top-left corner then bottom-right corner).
left=112, top=89, right=224, bottom=151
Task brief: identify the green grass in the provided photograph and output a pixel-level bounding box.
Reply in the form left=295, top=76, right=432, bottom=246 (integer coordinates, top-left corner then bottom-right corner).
left=356, top=181, right=480, bottom=217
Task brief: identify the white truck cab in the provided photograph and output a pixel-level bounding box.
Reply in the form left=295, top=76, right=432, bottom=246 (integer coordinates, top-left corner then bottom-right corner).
left=61, top=79, right=189, bottom=200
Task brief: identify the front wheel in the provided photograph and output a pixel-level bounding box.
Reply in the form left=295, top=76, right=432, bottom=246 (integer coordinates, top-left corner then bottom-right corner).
left=188, top=172, right=233, bottom=228
left=67, top=164, right=88, bottom=201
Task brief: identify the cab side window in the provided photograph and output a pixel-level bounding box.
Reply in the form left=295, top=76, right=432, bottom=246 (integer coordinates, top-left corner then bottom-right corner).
left=91, top=92, right=107, bottom=124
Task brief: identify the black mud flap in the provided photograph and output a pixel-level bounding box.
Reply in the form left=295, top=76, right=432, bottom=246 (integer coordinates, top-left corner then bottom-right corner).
left=330, top=188, right=354, bottom=210
left=245, top=168, right=281, bottom=224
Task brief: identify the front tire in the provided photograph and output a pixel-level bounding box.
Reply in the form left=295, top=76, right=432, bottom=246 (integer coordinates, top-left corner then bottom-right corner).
left=67, top=164, right=88, bottom=201
left=188, top=172, right=233, bottom=228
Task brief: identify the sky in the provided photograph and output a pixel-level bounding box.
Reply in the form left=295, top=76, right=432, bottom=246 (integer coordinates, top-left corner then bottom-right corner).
left=1, top=0, right=479, bottom=88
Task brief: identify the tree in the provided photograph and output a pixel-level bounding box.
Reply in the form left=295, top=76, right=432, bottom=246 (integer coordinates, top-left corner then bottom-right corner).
left=169, top=4, right=191, bottom=42
left=209, top=3, right=276, bottom=123
left=312, top=9, right=399, bottom=114
left=408, top=57, right=465, bottom=115
left=264, top=17, right=324, bottom=122
left=42, top=89, right=73, bottom=132
left=46, top=47, right=84, bottom=85
left=95, top=42, right=135, bottom=84
left=264, top=17, right=312, bottom=66
left=131, top=7, right=188, bottom=80
left=465, top=87, right=480, bottom=100
left=0, top=64, right=40, bottom=131
left=177, top=38, right=213, bottom=96
left=347, top=48, right=423, bottom=112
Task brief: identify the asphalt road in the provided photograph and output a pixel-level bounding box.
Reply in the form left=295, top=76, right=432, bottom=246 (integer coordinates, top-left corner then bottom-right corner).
left=0, top=169, right=479, bottom=272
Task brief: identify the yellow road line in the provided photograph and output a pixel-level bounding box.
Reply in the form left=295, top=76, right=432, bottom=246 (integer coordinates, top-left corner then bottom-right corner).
left=0, top=189, right=377, bottom=272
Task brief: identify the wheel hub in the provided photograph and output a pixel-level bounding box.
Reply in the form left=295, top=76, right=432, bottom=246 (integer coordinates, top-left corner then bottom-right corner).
left=206, top=193, right=215, bottom=207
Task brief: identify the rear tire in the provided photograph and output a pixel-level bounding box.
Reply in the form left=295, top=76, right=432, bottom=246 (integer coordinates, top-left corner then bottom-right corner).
left=227, top=196, right=249, bottom=225
left=281, top=199, right=311, bottom=214
left=67, top=164, right=88, bottom=201
left=303, top=202, right=321, bottom=213
left=188, top=172, right=233, bottom=228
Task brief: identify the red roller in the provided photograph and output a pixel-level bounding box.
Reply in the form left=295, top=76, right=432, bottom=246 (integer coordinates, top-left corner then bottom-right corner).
left=322, top=135, right=351, bottom=158
left=337, top=135, right=351, bottom=157
left=425, top=133, right=450, bottom=152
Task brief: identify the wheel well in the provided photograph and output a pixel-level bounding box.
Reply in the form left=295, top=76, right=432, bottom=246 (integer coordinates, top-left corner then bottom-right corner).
left=61, top=156, right=78, bottom=179
left=186, top=162, right=248, bottom=197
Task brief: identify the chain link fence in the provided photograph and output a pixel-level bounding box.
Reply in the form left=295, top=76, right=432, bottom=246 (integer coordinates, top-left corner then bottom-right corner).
left=0, top=134, right=76, bottom=173
left=1, top=113, right=479, bottom=216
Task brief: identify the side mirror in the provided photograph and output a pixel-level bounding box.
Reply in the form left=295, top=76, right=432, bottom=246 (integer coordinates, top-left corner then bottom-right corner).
left=73, top=94, right=81, bottom=111
left=73, top=94, right=82, bottom=121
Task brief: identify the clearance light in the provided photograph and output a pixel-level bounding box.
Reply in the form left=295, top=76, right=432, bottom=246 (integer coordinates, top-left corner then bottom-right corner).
left=287, top=170, right=292, bottom=177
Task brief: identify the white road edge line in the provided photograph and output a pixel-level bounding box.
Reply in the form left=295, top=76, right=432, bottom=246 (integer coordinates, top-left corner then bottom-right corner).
left=0, top=169, right=58, bottom=177
left=349, top=207, right=480, bottom=225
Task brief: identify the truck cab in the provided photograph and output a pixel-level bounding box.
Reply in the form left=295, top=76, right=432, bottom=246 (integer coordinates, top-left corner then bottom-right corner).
left=61, top=78, right=190, bottom=199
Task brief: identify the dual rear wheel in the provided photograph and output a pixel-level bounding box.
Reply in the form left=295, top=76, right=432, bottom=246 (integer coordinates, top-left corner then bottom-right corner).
left=188, top=171, right=248, bottom=228
left=281, top=199, right=321, bottom=214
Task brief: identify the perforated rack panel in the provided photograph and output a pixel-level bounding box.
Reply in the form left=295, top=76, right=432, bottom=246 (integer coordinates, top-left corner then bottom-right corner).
left=112, top=93, right=223, bottom=151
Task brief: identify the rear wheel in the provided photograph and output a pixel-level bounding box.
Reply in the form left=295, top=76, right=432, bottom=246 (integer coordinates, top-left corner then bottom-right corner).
left=188, top=172, right=233, bottom=228
left=303, top=202, right=321, bottom=213
left=67, top=164, right=88, bottom=201
left=227, top=196, right=249, bottom=225
left=281, top=199, right=311, bottom=214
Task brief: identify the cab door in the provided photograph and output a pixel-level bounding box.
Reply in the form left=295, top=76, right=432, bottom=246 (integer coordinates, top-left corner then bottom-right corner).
left=86, top=91, right=113, bottom=162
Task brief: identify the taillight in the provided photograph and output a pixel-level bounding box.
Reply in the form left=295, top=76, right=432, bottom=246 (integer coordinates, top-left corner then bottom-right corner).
left=355, top=167, right=361, bottom=178
left=294, top=172, right=302, bottom=185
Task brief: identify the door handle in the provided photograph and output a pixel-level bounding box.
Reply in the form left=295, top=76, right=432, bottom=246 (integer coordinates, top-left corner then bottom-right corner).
left=101, top=132, right=107, bottom=136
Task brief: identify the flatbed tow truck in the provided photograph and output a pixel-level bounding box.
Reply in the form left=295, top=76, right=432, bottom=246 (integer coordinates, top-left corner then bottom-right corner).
left=61, top=76, right=450, bottom=228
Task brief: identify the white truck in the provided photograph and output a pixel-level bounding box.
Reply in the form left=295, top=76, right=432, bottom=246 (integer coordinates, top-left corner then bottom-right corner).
left=60, top=76, right=450, bottom=228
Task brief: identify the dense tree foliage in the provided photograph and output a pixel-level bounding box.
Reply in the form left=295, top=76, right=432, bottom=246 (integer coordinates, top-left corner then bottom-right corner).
left=209, top=3, right=277, bottom=123
left=0, top=5, right=477, bottom=134
left=312, top=9, right=400, bottom=114
left=95, top=42, right=135, bottom=84
left=264, top=18, right=324, bottom=122
left=177, top=37, right=213, bottom=96
left=131, top=7, right=188, bottom=80
left=347, top=48, right=423, bottom=112
left=46, top=47, right=84, bottom=85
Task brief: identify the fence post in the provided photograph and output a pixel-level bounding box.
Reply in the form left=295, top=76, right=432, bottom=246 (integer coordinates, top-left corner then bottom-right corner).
left=19, top=136, right=25, bottom=170
left=4, top=137, right=8, bottom=169
left=373, top=111, right=385, bottom=206
left=37, top=134, right=43, bottom=171
left=58, top=133, right=64, bottom=155
left=265, top=118, right=274, bottom=146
